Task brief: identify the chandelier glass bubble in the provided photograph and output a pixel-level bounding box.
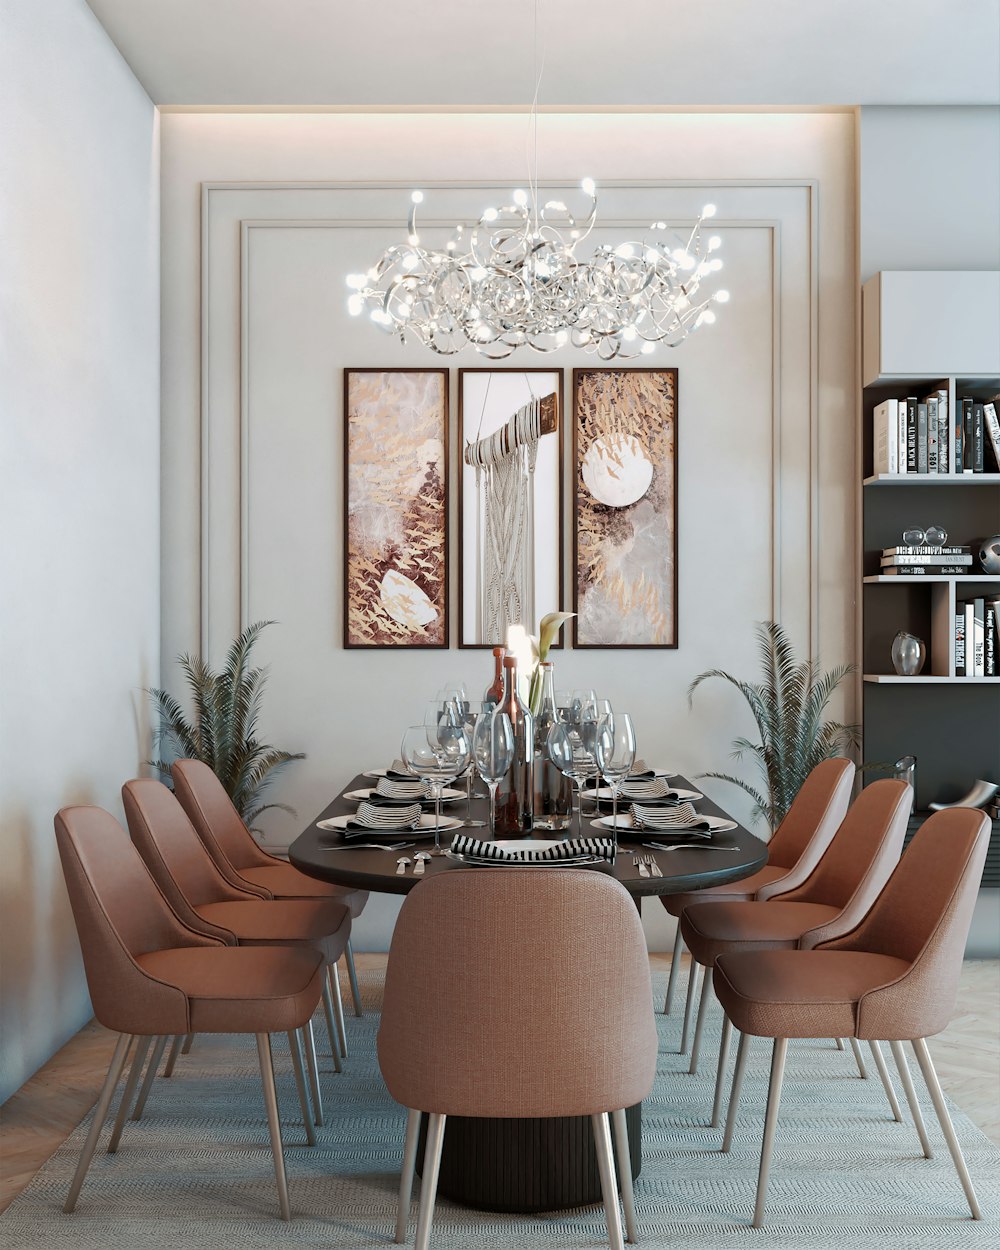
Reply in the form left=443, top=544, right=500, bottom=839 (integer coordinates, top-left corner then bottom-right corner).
left=347, top=180, right=729, bottom=360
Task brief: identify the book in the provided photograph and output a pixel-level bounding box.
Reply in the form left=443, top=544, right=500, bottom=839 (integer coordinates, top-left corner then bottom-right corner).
left=972, top=598, right=986, bottom=676
left=964, top=601, right=975, bottom=675
left=955, top=395, right=966, bottom=474
left=987, top=602, right=997, bottom=677
left=962, top=398, right=975, bottom=472
left=916, top=402, right=928, bottom=473
left=984, top=401, right=1000, bottom=473
left=906, top=397, right=918, bottom=472
left=971, top=402, right=985, bottom=473
left=880, top=565, right=970, bottom=576
left=880, top=553, right=974, bottom=566
left=935, top=392, right=949, bottom=474
left=882, top=545, right=970, bottom=557
left=955, top=611, right=966, bottom=671
left=873, top=399, right=898, bottom=474
left=898, top=401, right=909, bottom=475
left=926, top=396, right=939, bottom=473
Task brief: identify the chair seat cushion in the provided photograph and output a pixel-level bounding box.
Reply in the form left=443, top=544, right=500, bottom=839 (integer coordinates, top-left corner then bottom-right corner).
left=137, top=946, right=325, bottom=1034
left=681, top=900, right=841, bottom=966
left=660, top=863, right=788, bottom=916
left=195, top=898, right=351, bottom=963
left=239, top=863, right=368, bottom=915
left=713, top=949, right=911, bottom=1038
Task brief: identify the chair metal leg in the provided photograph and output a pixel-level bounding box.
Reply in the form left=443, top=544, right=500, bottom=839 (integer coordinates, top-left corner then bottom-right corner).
left=131, top=1035, right=168, bottom=1121
left=722, top=1030, right=749, bottom=1153
left=345, top=938, right=364, bottom=1018
left=64, top=1033, right=132, bottom=1213
left=889, top=1040, right=933, bottom=1158
left=680, top=960, right=699, bottom=1055
left=611, top=1107, right=638, bottom=1244
left=256, top=1032, right=291, bottom=1221
left=287, top=1030, right=317, bottom=1147
left=848, top=1036, right=869, bottom=1078
left=689, top=965, right=713, bottom=1075
left=911, top=1037, right=982, bottom=1219
left=752, top=1037, right=788, bottom=1229
left=395, top=1108, right=422, bottom=1244
left=414, top=1112, right=446, bottom=1250
left=321, top=976, right=344, bottom=1074
left=592, top=1112, right=625, bottom=1250
left=329, top=962, right=349, bottom=1061
left=834, top=1037, right=846, bottom=1051
left=867, top=1040, right=903, bottom=1122
left=108, top=1035, right=153, bottom=1152
left=181, top=1032, right=194, bottom=1054
left=303, top=1019, right=323, bottom=1126
left=712, top=1015, right=733, bottom=1128
left=664, top=925, right=684, bottom=1015
left=162, top=1034, right=183, bottom=1078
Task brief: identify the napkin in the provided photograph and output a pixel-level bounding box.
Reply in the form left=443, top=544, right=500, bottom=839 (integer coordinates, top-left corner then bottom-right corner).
left=619, top=777, right=682, bottom=801
left=375, top=775, right=429, bottom=800
left=450, top=835, right=616, bottom=864
left=630, top=802, right=713, bottom=835
left=346, top=801, right=422, bottom=833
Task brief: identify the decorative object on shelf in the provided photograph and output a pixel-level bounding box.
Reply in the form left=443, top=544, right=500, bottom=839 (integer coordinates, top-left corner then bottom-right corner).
left=573, top=368, right=677, bottom=647
left=344, top=369, right=448, bottom=648
left=892, top=754, right=917, bottom=814
left=901, top=525, right=948, bottom=548
left=459, top=370, right=563, bottom=646
left=928, top=779, right=1000, bottom=812
left=147, top=621, right=304, bottom=830
left=977, top=534, right=1000, bottom=574
left=688, top=620, right=859, bottom=830
left=891, top=631, right=928, bottom=676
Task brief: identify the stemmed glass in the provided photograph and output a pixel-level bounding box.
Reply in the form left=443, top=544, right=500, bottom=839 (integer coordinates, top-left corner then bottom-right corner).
left=401, top=719, right=470, bottom=856
left=595, top=711, right=636, bottom=851
left=547, top=723, right=596, bottom=836
left=437, top=692, right=487, bottom=825
left=472, top=710, right=514, bottom=837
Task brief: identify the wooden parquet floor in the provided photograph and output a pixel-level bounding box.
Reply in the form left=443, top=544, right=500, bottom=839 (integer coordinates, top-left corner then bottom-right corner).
left=2, top=955, right=997, bottom=1215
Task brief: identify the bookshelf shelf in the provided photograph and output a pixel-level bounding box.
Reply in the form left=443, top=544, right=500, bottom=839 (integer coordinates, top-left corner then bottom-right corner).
left=863, top=674, right=1000, bottom=685
left=863, top=575, right=1000, bottom=584
left=863, top=473, right=1000, bottom=486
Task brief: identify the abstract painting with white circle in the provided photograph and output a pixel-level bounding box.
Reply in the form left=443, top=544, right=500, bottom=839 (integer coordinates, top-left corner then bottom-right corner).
left=574, top=369, right=677, bottom=647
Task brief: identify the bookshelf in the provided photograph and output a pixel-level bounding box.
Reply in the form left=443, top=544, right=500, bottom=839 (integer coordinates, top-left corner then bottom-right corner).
left=859, top=273, right=999, bottom=826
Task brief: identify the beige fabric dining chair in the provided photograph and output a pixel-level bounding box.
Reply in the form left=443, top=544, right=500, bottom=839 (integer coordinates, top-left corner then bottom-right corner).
left=123, top=777, right=350, bottom=1124
left=172, top=758, right=369, bottom=1026
left=54, top=805, right=325, bottom=1220
left=377, top=868, right=658, bottom=1250
left=713, top=806, right=990, bottom=1227
left=661, top=757, right=855, bottom=1027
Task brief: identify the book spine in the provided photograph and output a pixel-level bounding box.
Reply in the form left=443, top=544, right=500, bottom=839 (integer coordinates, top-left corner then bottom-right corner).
left=906, top=397, right=918, bottom=472
left=916, top=402, right=928, bottom=473
left=898, top=400, right=909, bottom=475
left=927, top=396, right=938, bottom=473
left=955, top=396, right=965, bottom=473
left=880, top=565, right=969, bottom=575
left=984, top=402, right=1000, bottom=473
left=986, top=603, right=997, bottom=677
left=955, top=611, right=965, bottom=672
left=882, top=546, right=970, bottom=556
left=880, top=554, right=974, bottom=566
left=972, top=402, right=985, bottom=473
left=963, top=398, right=974, bottom=472
left=937, top=395, right=949, bottom=474
left=965, top=601, right=975, bottom=676
left=873, top=400, right=894, bottom=475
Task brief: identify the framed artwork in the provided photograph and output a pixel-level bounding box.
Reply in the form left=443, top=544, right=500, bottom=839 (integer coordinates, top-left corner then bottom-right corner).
left=343, top=369, right=449, bottom=648
left=572, top=368, right=678, bottom=648
left=458, top=368, right=564, bottom=648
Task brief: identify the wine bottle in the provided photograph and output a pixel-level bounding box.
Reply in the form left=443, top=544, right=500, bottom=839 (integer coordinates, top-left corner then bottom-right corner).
left=494, top=656, right=534, bottom=837
left=483, top=645, right=506, bottom=708
left=532, top=662, right=573, bottom=830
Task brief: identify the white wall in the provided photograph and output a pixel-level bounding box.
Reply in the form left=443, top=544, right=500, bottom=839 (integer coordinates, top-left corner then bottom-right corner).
left=0, top=0, right=160, bottom=1102
left=160, top=111, right=855, bottom=953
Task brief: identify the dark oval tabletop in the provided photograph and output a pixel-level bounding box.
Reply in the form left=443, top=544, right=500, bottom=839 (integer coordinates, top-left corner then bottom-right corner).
left=288, top=774, right=767, bottom=898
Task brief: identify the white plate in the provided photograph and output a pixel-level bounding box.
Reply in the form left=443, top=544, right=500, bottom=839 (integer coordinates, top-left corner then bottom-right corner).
left=594, top=785, right=702, bottom=802
left=362, top=768, right=391, bottom=780
left=446, top=851, right=602, bottom=867
left=590, top=813, right=738, bottom=834
left=317, top=813, right=464, bottom=835
left=343, top=787, right=463, bottom=803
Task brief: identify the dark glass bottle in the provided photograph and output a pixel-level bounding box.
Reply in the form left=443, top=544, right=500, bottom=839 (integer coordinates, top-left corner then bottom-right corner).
left=532, top=662, right=573, bottom=830
left=483, top=645, right=506, bottom=708
left=494, top=656, right=534, bottom=837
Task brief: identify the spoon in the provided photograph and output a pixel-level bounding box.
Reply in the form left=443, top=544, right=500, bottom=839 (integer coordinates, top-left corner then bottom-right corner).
left=413, top=851, right=431, bottom=876
left=396, top=856, right=412, bottom=876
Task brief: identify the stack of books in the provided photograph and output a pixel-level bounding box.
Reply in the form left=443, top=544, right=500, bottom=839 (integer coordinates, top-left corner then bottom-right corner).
left=955, top=597, right=1000, bottom=677
left=879, top=544, right=973, bottom=577
left=873, top=392, right=1000, bottom=476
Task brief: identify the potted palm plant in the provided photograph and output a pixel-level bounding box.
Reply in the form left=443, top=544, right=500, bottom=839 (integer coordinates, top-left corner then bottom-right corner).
left=147, top=620, right=305, bottom=829
left=689, top=620, right=859, bottom=830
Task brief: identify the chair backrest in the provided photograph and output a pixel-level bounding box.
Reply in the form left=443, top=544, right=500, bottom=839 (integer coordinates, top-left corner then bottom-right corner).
left=759, top=757, right=856, bottom=880
left=377, top=868, right=658, bottom=1120
left=54, top=806, right=221, bottom=1035
left=764, top=778, right=912, bottom=947
left=123, top=778, right=254, bottom=931
left=819, top=807, right=990, bottom=1039
left=172, top=760, right=275, bottom=887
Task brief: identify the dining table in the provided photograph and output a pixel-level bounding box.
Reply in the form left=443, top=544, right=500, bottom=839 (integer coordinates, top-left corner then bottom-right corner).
left=288, top=773, right=767, bottom=1214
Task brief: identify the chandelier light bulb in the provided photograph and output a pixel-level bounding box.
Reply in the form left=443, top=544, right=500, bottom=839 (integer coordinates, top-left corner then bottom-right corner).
left=715, top=289, right=730, bottom=303
left=411, top=190, right=424, bottom=204
left=702, top=203, right=717, bottom=217
left=581, top=177, right=596, bottom=196
left=513, top=189, right=528, bottom=207
left=708, top=235, right=722, bottom=250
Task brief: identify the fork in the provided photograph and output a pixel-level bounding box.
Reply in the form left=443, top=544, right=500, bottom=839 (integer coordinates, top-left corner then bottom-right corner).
left=632, top=856, right=650, bottom=879
left=657, top=843, right=739, bottom=852
left=640, top=853, right=663, bottom=878
left=320, top=842, right=415, bottom=851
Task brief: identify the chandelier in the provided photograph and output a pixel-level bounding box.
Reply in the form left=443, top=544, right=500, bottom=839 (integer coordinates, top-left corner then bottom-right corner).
left=347, top=183, right=728, bottom=360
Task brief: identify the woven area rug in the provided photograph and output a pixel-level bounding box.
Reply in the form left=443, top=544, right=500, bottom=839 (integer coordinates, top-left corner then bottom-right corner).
left=3, top=971, right=997, bottom=1248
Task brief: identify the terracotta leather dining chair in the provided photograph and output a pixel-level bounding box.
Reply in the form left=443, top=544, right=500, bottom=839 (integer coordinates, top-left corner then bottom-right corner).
left=714, top=806, right=990, bottom=1228
left=122, top=777, right=350, bottom=1124
left=679, top=777, right=911, bottom=1123
left=172, top=758, right=369, bottom=1028
left=55, top=805, right=324, bottom=1220
left=378, top=868, right=658, bottom=1250
left=661, top=758, right=855, bottom=1031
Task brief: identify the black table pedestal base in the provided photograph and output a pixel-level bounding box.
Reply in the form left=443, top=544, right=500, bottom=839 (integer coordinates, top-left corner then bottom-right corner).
left=416, top=1103, right=641, bottom=1213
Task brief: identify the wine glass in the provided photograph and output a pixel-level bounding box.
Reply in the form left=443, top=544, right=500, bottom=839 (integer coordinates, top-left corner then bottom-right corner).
left=472, top=710, right=514, bottom=837
left=437, top=696, right=487, bottom=826
left=401, top=721, right=469, bottom=856
left=595, top=711, right=636, bottom=851
left=578, top=700, right=605, bottom=816
left=547, top=723, right=596, bottom=836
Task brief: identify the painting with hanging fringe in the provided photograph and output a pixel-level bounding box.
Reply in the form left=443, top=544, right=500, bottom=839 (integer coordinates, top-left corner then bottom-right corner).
left=573, top=368, right=678, bottom=648
left=343, top=369, right=449, bottom=648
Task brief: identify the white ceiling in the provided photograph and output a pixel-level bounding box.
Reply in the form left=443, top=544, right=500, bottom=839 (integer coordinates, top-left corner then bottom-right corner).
left=84, top=0, right=1000, bottom=108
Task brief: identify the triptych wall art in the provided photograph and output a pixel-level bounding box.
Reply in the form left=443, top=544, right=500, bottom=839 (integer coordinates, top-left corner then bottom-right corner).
left=342, top=367, right=678, bottom=650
